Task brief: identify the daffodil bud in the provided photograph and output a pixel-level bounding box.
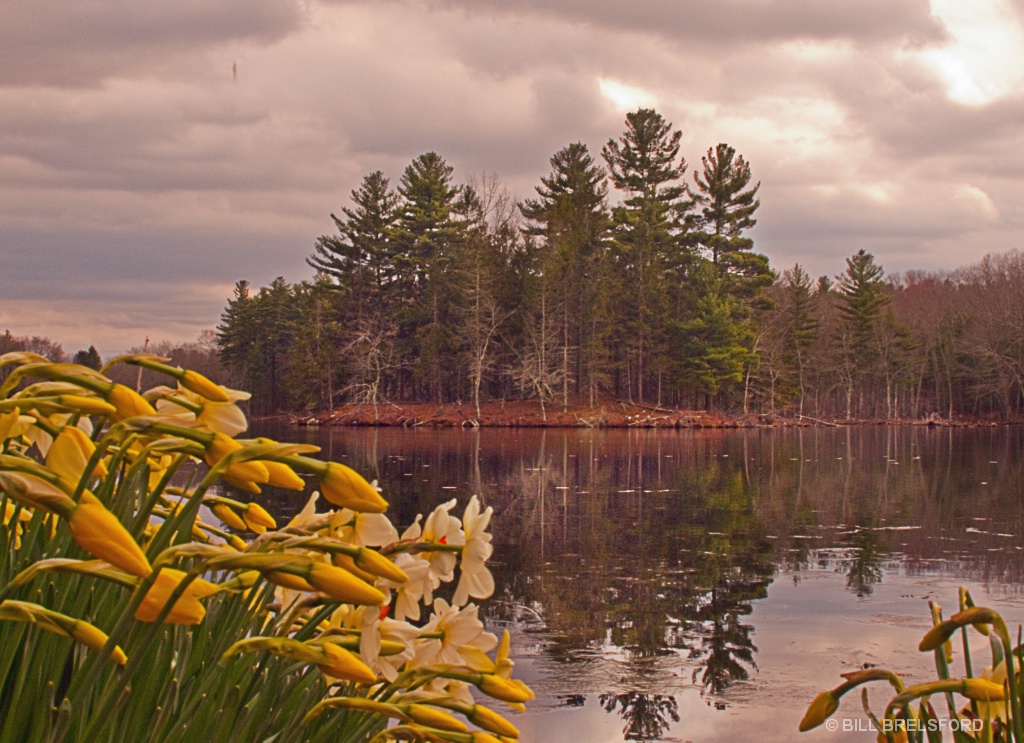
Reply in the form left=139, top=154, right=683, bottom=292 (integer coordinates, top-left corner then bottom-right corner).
left=318, top=462, right=388, bottom=513
left=404, top=704, right=468, bottom=732
left=305, top=562, right=387, bottom=606
left=798, top=690, right=839, bottom=732
left=477, top=674, right=535, bottom=705
left=962, top=678, right=1006, bottom=702
left=263, top=461, right=305, bottom=490
left=211, top=502, right=247, bottom=531
left=134, top=569, right=218, bottom=625
left=68, top=491, right=152, bottom=577
left=180, top=370, right=230, bottom=402
left=243, top=503, right=276, bottom=531
left=106, top=384, right=157, bottom=420
left=0, top=600, right=126, bottom=665
left=318, top=643, right=378, bottom=684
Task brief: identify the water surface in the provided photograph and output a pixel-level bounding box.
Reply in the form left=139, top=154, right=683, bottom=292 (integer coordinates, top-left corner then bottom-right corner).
left=252, top=424, right=1024, bottom=741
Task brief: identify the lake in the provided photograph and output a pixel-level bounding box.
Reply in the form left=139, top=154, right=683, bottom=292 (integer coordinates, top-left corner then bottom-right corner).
left=250, top=423, right=1024, bottom=741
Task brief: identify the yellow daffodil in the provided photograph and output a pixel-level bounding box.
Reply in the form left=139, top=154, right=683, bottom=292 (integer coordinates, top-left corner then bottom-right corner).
left=263, top=460, right=305, bottom=490
left=179, top=370, right=231, bottom=402
left=0, top=600, right=126, bottom=665
left=477, top=674, right=535, bottom=705
left=135, top=568, right=219, bottom=625
left=106, top=384, right=157, bottom=420
left=799, top=690, right=840, bottom=731
left=68, top=491, right=152, bottom=577
left=242, top=502, right=276, bottom=533
left=441, top=701, right=519, bottom=739
left=404, top=704, right=469, bottom=732
left=210, top=502, right=247, bottom=531
left=0, top=408, right=32, bottom=441
left=318, top=642, right=378, bottom=684
left=45, top=425, right=107, bottom=487
left=204, top=433, right=269, bottom=488
left=304, top=561, right=388, bottom=606
left=318, top=462, right=388, bottom=513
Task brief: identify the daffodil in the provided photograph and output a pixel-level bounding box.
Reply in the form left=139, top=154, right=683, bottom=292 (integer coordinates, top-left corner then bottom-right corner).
left=403, top=500, right=464, bottom=604
left=0, top=408, right=33, bottom=442
left=134, top=568, right=219, bottom=625
left=68, top=491, right=153, bottom=577
left=106, top=384, right=157, bottom=420
left=179, top=370, right=231, bottom=402
left=453, top=496, right=494, bottom=606
left=210, top=501, right=247, bottom=531
left=318, top=462, right=388, bottom=512
left=153, top=384, right=250, bottom=437
left=381, top=552, right=430, bottom=622
left=331, top=508, right=399, bottom=547
left=204, top=432, right=270, bottom=489
left=413, top=599, right=497, bottom=668
left=45, top=425, right=107, bottom=488
left=242, top=502, right=276, bottom=533
left=317, top=641, right=378, bottom=684
left=0, top=600, right=126, bottom=665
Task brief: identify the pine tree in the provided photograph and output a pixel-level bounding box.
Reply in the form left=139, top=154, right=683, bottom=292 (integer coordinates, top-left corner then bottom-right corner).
left=72, top=346, right=102, bottom=370
left=690, top=144, right=770, bottom=301
left=307, top=171, right=400, bottom=301
left=521, top=142, right=612, bottom=406
left=602, top=109, right=694, bottom=403
left=834, top=250, right=891, bottom=418
left=779, top=264, right=819, bottom=414
left=393, top=152, right=465, bottom=402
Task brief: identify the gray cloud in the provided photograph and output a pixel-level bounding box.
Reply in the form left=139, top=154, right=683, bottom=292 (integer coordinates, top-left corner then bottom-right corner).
left=0, top=0, right=304, bottom=87
left=2, top=0, right=1023, bottom=354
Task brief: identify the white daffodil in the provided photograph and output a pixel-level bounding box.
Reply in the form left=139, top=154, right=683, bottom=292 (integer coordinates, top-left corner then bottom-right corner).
left=331, top=507, right=399, bottom=548
left=152, top=383, right=250, bottom=436
left=402, top=500, right=465, bottom=604
left=353, top=606, right=419, bottom=682
left=413, top=599, right=497, bottom=669
left=452, top=496, right=494, bottom=606
left=380, top=552, right=431, bottom=622
left=287, top=492, right=321, bottom=529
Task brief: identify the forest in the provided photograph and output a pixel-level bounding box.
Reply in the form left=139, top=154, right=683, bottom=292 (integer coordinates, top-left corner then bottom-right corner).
left=213, top=108, right=1024, bottom=421
left=7, top=108, right=1023, bottom=421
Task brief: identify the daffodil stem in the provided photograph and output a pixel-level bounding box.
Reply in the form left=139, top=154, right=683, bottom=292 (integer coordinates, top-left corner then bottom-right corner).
left=80, top=566, right=204, bottom=741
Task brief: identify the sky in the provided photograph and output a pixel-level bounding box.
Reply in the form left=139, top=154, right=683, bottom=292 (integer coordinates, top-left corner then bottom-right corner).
left=2, top=0, right=1024, bottom=358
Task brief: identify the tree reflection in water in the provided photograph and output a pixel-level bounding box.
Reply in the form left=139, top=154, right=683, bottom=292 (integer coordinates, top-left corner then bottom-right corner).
left=599, top=692, right=680, bottom=741
left=841, top=527, right=884, bottom=597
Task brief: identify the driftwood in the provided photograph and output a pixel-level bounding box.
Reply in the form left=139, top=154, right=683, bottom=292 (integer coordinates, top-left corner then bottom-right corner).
left=629, top=414, right=672, bottom=427
left=797, top=414, right=840, bottom=427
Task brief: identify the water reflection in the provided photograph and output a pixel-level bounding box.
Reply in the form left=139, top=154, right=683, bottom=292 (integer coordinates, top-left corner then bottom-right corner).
left=599, top=692, right=680, bottom=741
left=250, top=424, right=1024, bottom=741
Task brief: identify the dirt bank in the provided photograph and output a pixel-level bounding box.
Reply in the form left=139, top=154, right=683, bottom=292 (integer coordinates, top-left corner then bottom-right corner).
left=260, top=400, right=1023, bottom=429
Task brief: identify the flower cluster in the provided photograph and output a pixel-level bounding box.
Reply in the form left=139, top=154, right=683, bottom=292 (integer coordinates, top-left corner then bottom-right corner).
left=0, top=352, right=531, bottom=743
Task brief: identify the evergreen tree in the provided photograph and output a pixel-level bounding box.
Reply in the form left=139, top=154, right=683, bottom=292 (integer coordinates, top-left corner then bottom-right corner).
left=521, top=143, right=612, bottom=406
left=834, top=250, right=891, bottom=418
left=602, top=109, right=694, bottom=403
left=307, top=171, right=400, bottom=301
left=690, top=144, right=771, bottom=301
left=779, top=264, right=819, bottom=414
left=72, top=346, right=102, bottom=370
left=393, top=152, right=465, bottom=402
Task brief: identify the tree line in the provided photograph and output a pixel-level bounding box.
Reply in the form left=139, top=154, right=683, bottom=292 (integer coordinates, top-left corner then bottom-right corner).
left=218, top=109, right=777, bottom=417
left=203, top=107, right=1021, bottom=421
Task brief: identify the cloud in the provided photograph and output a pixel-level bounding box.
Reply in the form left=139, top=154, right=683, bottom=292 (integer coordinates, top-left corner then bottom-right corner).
left=2, top=0, right=1024, bottom=353
left=0, top=0, right=304, bottom=87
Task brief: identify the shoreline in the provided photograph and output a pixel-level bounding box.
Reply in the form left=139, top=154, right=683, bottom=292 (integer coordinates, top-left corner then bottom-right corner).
left=256, top=400, right=1020, bottom=429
